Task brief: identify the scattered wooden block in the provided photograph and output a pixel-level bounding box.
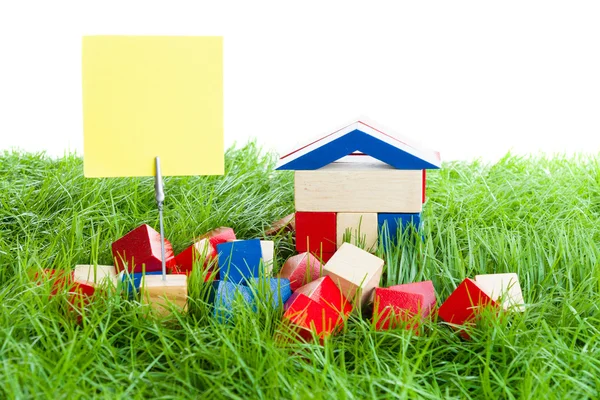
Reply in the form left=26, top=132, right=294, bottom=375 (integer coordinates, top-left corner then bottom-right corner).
left=216, top=239, right=263, bottom=285
left=336, top=212, right=378, bottom=251
left=438, top=278, right=499, bottom=338
left=474, top=273, right=525, bottom=311
left=282, top=293, right=342, bottom=342
left=121, top=271, right=163, bottom=297
left=260, top=240, right=275, bottom=274
left=265, top=213, right=295, bottom=235
left=422, top=170, right=426, bottom=203
left=295, top=211, right=336, bottom=254
left=140, top=274, right=188, bottom=316
left=373, top=281, right=437, bottom=331
left=323, top=242, right=384, bottom=307
left=377, top=213, right=421, bottom=246
left=209, top=280, right=254, bottom=322
left=174, top=227, right=235, bottom=277
left=30, top=268, right=73, bottom=296
left=249, top=278, right=292, bottom=308
left=72, top=265, right=118, bottom=295
left=294, top=161, right=423, bottom=213
left=277, top=252, right=322, bottom=292
left=288, top=275, right=353, bottom=317
left=111, top=224, right=175, bottom=274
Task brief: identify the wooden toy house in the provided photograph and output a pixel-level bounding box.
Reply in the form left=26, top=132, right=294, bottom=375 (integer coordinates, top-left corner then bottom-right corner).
left=276, top=119, right=441, bottom=260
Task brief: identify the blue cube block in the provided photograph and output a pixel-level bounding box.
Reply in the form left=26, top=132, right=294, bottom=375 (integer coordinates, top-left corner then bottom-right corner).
left=208, top=280, right=253, bottom=322
left=216, top=239, right=263, bottom=285
left=121, top=271, right=162, bottom=297
left=249, top=278, right=292, bottom=308
left=378, top=213, right=421, bottom=247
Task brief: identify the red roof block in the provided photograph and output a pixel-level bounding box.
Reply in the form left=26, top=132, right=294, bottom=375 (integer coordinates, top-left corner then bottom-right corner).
left=438, top=278, right=499, bottom=338
left=289, top=276, right=353, bottom=317
left=111, top=224, right=176, bottom=273
left=374, top=281, right=437, bottom=331
left=283, top=293, right=342, bottom=341
left=277, top=252, right=322, bottom=292
left=174, top=227, right=235, bottom=278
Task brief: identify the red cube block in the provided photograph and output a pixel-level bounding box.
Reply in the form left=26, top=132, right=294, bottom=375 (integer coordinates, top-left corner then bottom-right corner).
left=295, top=212, right=336, bottom=254
left=438, top=278, right=499, bottom=338
left=278, top=252, right=322, bottom=292
left=374, top=280, right=437, bottom=331
left=283, top=293, right=342, bottom=342
left=111, top=224, right=176, bottom=274
left=174, top=227, right=235, bottom=279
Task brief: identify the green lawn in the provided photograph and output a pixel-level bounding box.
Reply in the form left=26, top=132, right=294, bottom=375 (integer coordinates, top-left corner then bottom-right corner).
left=1, top=144, right=599, bottom=399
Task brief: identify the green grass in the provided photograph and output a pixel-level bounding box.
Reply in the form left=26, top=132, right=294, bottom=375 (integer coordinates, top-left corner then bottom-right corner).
left=1, top=144, right=599, bottom=399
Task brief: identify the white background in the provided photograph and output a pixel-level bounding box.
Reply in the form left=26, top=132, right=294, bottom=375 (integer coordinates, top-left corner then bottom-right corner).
left=0, top=1, right=599, bottom=163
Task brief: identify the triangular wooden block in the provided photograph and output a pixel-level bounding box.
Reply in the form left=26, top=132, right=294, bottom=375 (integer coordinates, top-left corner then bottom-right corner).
left=474, top=273, right=524, bottom=311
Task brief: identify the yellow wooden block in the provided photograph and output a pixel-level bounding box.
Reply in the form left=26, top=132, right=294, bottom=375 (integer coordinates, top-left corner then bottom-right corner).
left=295, top=160, right=422, bottom=212
left=140, top=275, right=188, bottom=315
left=336, top=213, right=378, bottom=251
left=73, top=264, right=118, bottom=287
left=82, top=36, right=223, bottom=177
left=323, top=242, right=384, bottom=307
left=474, top=273, right=525, bottom=311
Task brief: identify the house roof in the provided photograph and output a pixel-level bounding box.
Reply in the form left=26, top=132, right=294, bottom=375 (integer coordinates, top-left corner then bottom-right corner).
left=276, top=120, right=441, bottom=170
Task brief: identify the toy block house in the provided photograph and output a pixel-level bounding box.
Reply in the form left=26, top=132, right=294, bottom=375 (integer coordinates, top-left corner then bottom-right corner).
left=276, top=119, right=441, bottom=260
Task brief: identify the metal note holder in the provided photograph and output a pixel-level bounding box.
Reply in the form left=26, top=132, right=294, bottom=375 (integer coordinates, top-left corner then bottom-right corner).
left=154, top=156, right=167, bottom=281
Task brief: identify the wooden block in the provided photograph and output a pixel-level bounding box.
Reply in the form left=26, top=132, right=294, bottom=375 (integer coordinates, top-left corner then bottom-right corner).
left=438, top=278, right=499, bottom=338
left=121, top=271, right=162, bottom=297
left=282, top=293, right=342, bottom=342
left=323, top=242, right=384, bottom=307
left=277, top=252, right=322, bottom=292
left=295, top=211, right=336, bottom=253
left=265, top=213, right=295, bottom=235
left=249, top=278, right=292, bottom=308
left=295, top=162, right=423, bottom=213
left=140, top=274, right=188, bottom=316
left=31, top=269, right=73, bottom=296
left=72, top=265, right=118, bottom=295
left=174, top=227, right=235, bottom=275
left=474, top=273, right=524, bottom=311
left=260, top=240, right=275, bottom=274
left=422, top=169, right=426, bottom=203
left=216, top=239, right=263, bottom=285
left=111, top=224, right=175, bottom=273
left=377, top=213, right=421, bottom=246
left=288, top=275, right=353, bottom=318
left=374, top=281, right=437, bottom=331
left=336, top=212, right=378, bottom=251
left=276, top=120, right=442, bottom=171
left=209, top=280, right=254, bottom=322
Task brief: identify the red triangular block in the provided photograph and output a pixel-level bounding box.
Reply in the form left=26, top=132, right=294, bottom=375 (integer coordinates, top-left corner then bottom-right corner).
left=111, top=224, right=175, bottom=273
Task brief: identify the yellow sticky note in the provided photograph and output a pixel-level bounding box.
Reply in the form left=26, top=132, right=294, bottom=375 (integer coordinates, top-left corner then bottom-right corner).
left=82, top=36, right=223, bottom=177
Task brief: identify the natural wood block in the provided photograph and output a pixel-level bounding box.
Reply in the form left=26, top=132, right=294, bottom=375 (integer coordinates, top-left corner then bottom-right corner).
left=72, top=265, right=118, bottom=294
left=216, top=239, right=262, bottom=284
left=111, top=224, right=175, bottom=273
left=323, top=242, right=384, bottom=307
left=288, top=275, right=353, bottom=318
left=438, top=278, right=499, bottom=338
left=294, top=161, right=423, bottom=213
left=474, top=273, right=524, bottom=311
left=121, top=271, right=162, bottom=297
left=140, top=275, right=188, bottom=315
left=373, top=281, right=436, bottom=331
left=277, top=252, right=322, bottom=292
left=295, top=211, right=337, bottom=253
left=265, top=213, right=295, bottom=235
left=336, top=213, right=378, bottom=251
left=174, top=227, right=235, bottom=277
left=260, top=240, right=275, bottom=274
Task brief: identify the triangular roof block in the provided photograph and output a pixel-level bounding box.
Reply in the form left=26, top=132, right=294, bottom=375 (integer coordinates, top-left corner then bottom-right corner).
left=276, top=120, right=441, bottom=171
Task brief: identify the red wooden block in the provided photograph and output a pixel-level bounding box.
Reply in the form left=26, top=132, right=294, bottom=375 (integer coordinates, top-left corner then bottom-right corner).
left=374, top=281, right=437, bottom=331
left=295, top=212, right=336, bottom=254
left=111, top=224, right=176, bottom=274
left=287, top=276, right=353, bottom=318
left=174, top=227, right=235, bottom=276
left=278, top=252, right=322, bottom=292
left=31, top=269, right=73, bottom=296
left=438, top=278, right=499, bottom=337
left=283, top=293, right=341, bottom=341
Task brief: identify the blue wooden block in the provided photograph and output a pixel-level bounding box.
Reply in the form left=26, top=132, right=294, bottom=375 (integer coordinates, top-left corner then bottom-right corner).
left=378, top=213, right=421, bottom=247
left=277, top=127, right=440, bottom=171
left=121, top=271, right=162, bottom=297
left=216, top=239, right=263, bottom=285
left=209, top=280, right=253, bottom=322
left=249, top=278, right=292, bottom=308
